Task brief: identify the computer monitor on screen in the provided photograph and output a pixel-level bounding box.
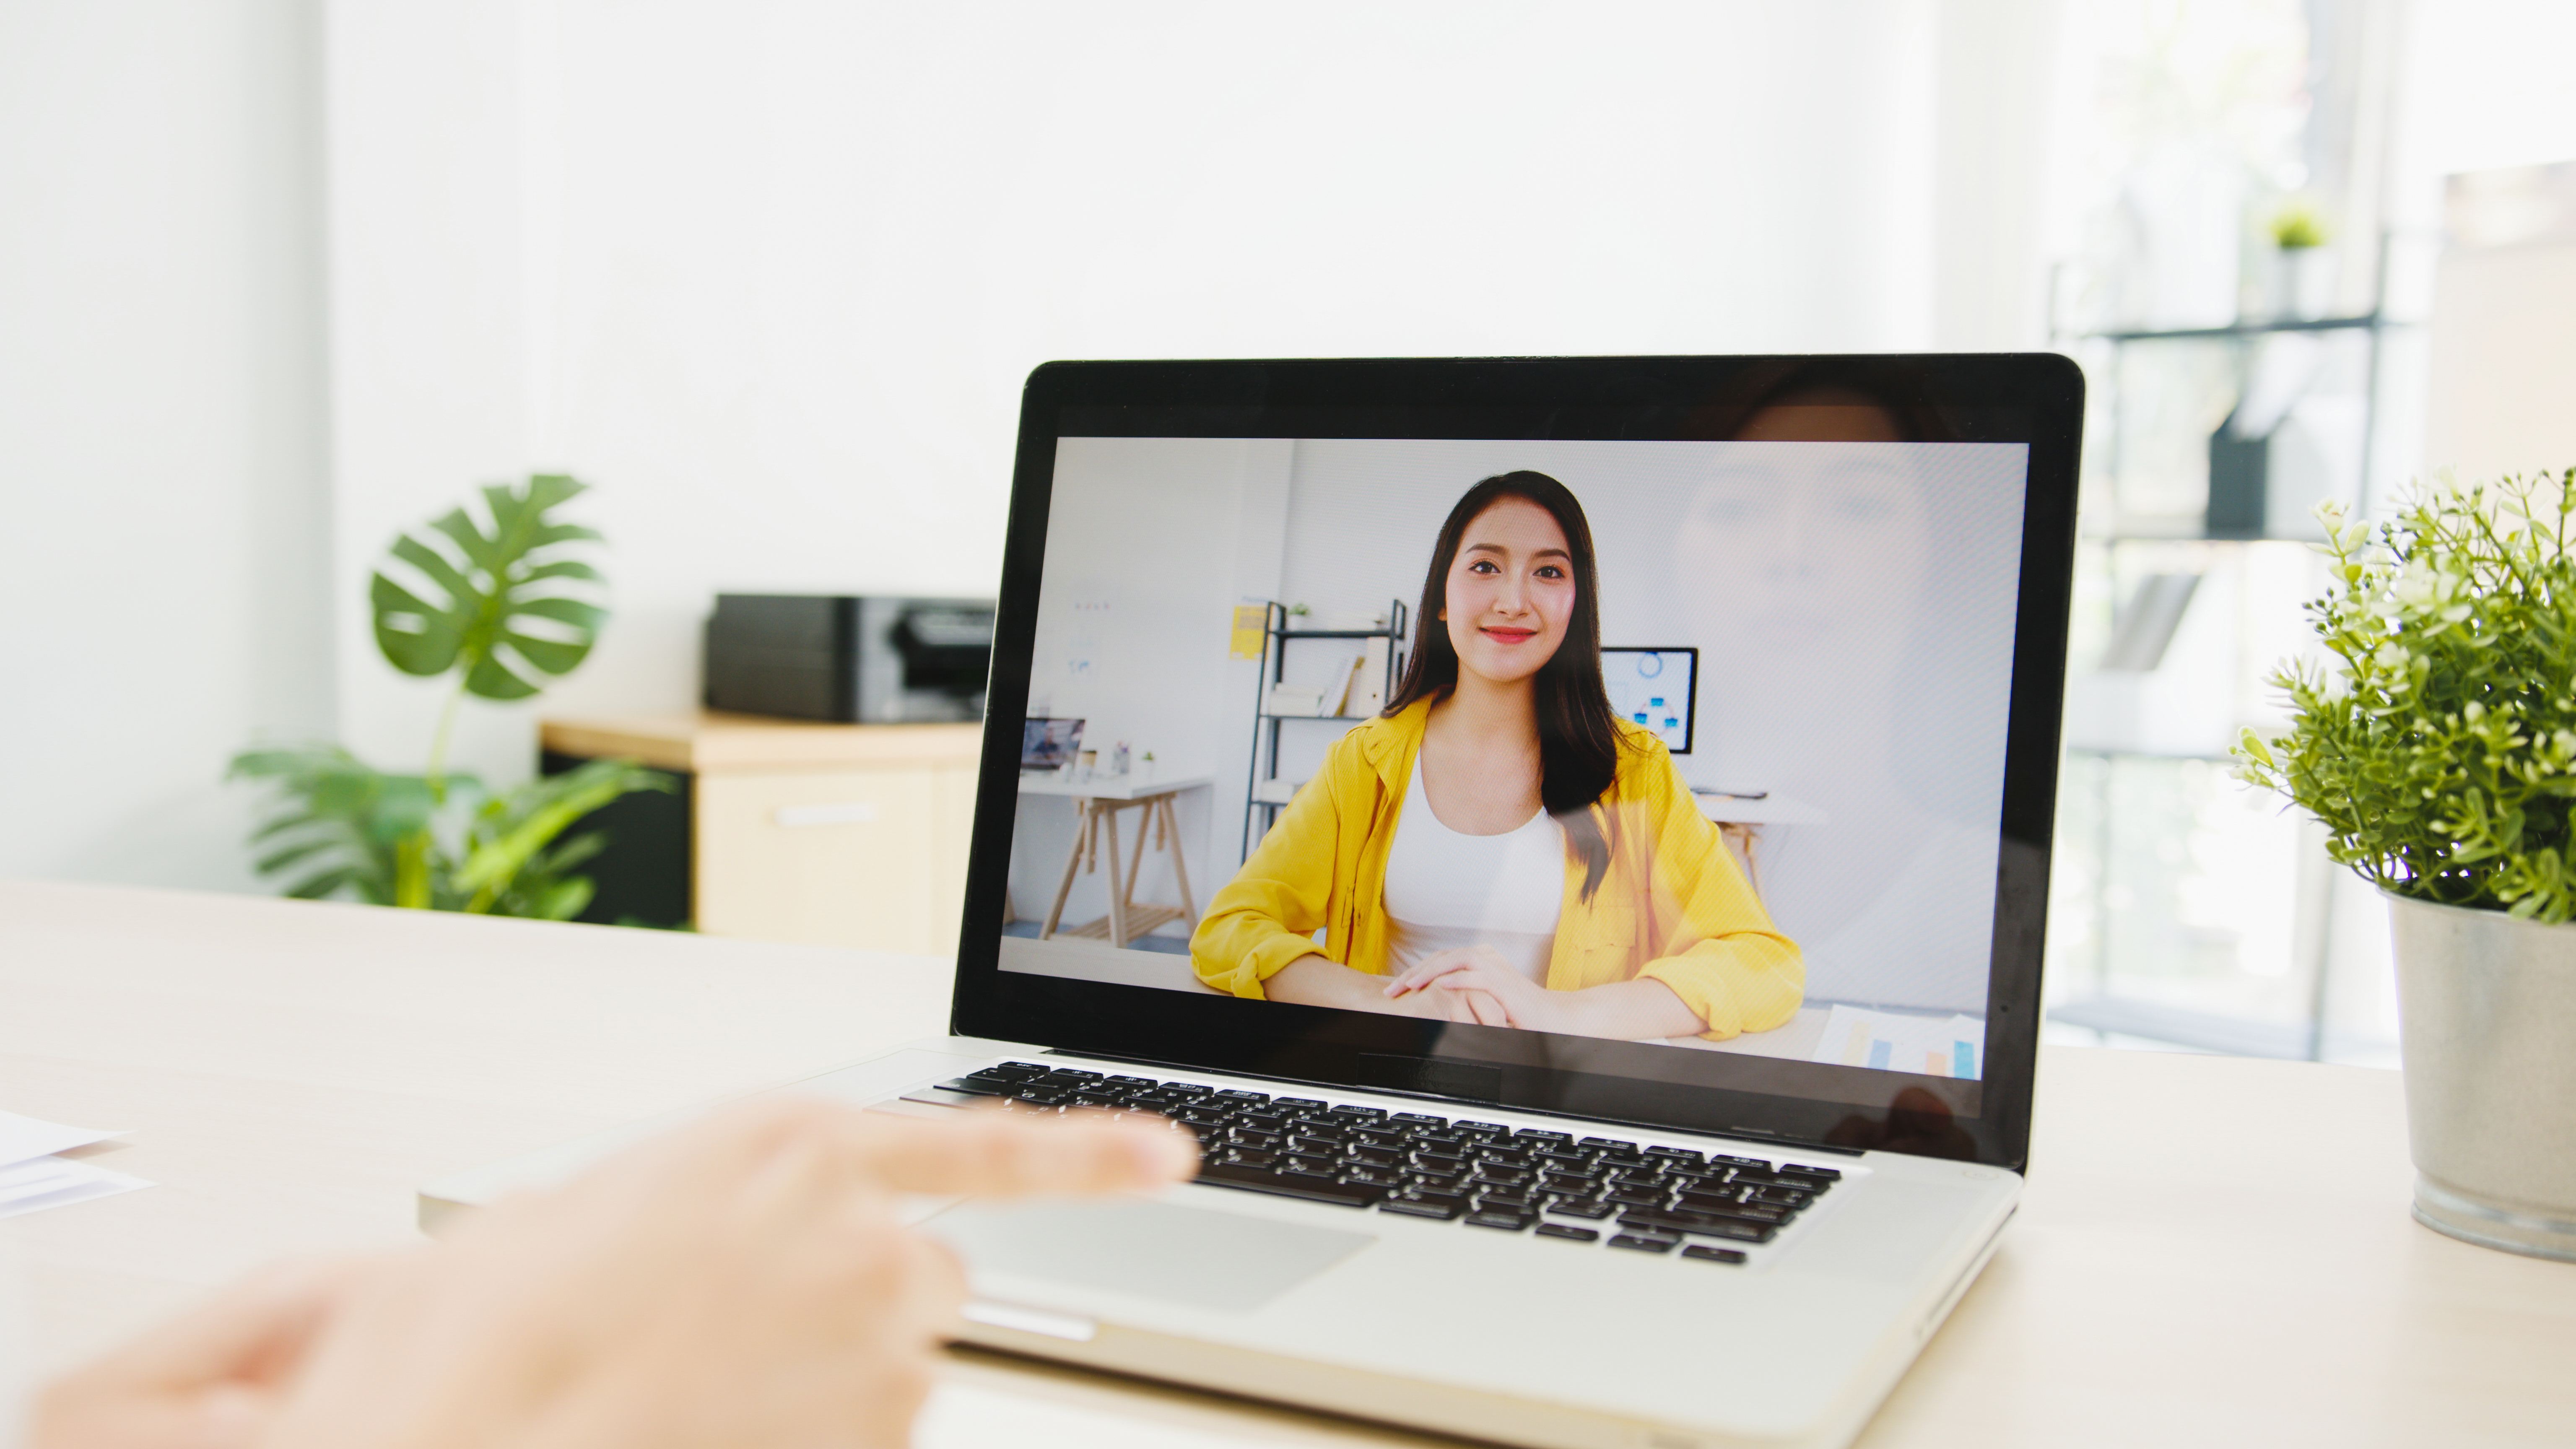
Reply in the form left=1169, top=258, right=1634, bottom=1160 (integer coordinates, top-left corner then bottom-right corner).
left=1600, top=646, right=1696, bottom=755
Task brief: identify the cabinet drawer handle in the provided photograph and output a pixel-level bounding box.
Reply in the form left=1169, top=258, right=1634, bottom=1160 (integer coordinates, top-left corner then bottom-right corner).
left=774, top=802, right=879, bottom=828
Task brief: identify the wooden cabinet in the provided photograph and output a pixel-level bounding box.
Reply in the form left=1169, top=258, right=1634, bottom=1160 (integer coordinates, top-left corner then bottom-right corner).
left=540, top=711, right=982, bottom=955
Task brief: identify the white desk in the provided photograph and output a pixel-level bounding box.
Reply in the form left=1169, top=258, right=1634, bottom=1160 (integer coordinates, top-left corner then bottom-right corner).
left=1017, top=773, right=1212, bottom=947
left=6, top=880, right=2575, bottom=1448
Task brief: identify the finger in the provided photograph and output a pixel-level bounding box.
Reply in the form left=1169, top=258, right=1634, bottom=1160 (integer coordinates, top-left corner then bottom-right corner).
left=828, top=1106, right=1199, bottom=1199
left=78, top=1252, right=393, bottom=1392
left=1388, top=958, right=1476, bottom=996
left=1466, top=990, right=1512, bottom=1028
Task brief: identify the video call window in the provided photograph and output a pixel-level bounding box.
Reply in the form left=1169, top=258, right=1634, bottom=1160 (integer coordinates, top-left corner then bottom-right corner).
left=999, top=434, right=2028, bottom=1085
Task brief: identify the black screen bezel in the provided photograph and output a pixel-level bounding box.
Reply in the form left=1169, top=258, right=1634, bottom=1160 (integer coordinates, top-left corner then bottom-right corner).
left=951, top=355, right=2081, bottom=1174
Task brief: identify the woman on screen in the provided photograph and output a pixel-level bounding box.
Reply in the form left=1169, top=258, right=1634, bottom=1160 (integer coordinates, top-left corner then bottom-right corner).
left=1190, top=471, right=1802, bottom=1041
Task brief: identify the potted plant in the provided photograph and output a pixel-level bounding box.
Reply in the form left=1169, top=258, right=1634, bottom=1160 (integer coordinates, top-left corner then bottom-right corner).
left=2237, top=473, right=2576, bottom=1261
left=229, top=475, right=670, bottom=921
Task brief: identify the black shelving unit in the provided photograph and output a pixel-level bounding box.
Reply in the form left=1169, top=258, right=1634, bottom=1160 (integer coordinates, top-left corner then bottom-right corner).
left=1239, top=599, right=1409, bottom=862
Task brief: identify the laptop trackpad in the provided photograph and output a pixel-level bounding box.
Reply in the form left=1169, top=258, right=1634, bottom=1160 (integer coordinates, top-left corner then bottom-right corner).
left=926, top=1197, right=1374, bottom=1313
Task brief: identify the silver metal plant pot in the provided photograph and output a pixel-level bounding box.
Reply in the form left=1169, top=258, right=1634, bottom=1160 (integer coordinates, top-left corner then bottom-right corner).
left=2386, top=892, right=2576, bottom=1261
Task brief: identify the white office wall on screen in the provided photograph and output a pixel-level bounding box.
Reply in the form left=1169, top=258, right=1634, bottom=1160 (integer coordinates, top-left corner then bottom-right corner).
left=1269, top=439, right=2028, bottom=1014
left=1005, top=438, right=1290, bottom=935
left=0, top=0, right=333, bottom=891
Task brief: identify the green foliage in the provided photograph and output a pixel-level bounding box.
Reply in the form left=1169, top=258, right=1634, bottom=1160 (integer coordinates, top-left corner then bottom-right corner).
left=231, top=473, right=667, bottom=922
left=230, top=747, right=670, bottom=920
left=2236, top=471, right=2576, bottom=921
left=372, top=474, right=606, bottom=701
left=2269, top=197, right=2328, bottom=251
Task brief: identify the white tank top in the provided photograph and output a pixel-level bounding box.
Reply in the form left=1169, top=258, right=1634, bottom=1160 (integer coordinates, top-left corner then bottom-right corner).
left=1383, top=754, right=1566, bottom=983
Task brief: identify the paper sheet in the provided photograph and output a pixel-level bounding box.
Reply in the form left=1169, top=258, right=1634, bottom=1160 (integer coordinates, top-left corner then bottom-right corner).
left=0, top=1156, right=151, bottom=1220
left=1810, top=1005, right=1988, bottom=1080
left=0, top=1112, right=149, bottom=1218
left=0, top=1111, right=121, bottom=1169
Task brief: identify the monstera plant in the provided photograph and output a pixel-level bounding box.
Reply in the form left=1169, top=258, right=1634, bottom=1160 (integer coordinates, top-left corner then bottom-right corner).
left=230, top=475, right=670, bottom=920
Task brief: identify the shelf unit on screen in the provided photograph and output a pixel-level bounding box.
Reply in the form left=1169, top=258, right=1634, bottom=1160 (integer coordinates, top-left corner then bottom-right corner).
left=1240, top=600, right=1408, bottom=863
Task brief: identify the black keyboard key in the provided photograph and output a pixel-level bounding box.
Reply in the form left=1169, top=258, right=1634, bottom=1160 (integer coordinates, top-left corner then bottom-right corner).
left=1710, top=1154, right=1773, bottom=1170
left=1578, top=1137, right=1638, bottom=1153
left=1353, top=1128, right=1409, bottom=1150
left=1223, top=1149, right=1279, bottom=1168
left=1176, top=1107, right=1231, bottom=1126
left=1042, top=1068, right=1104, bottom=1083
left=1605, top=1185, right=1670, bottom=1208
left=1344, top=1166, right=1410, bottom=1188
left=1013, top=1088, right=1069, bottom=1106
left=1454, top=1121, right=1509, bottom=1138
left=1392, top=1112, right=1447, bottom=1128
left=1213, top=1089, right=1271, bottom=1105
left=1473, top=1190, right=1535, bottom=1213
left=1068, top=1091, right=1125, bottom=1108
left=1227, top=1131, right=1284, bottom=1152
left=1511, top=1129, right=1574, bottom=1145
left=1413, top=1152, right=1467, bottom=1175
left=1779, top=1164, right=1843, bottom=1182
left=1283, top=1153, right=1342, bottom=1175
left=1748, top=1187, right=1814, bottom=1209
left=1540, top=1173, right=1600, bottom=1195
left=1475, top=1146, right=1534, bottom=1167
left=1288, top=1137, right=1348, bottom=1157
left=1106, top=1074, right=1155, bottom=1086
left=1620, top=1212, right=1778, bottom=1244
left=1607, top=1233, right=1678, bottom=1254
left=1535, top=1223, right=1600, bottom=1243
left=1533, top=1146, right=1596, bottom=1168
left=1608, top=1164, right=1665, bottom=1183
left=1465, top=1210, right=1535, bottom=1231
left=1272, top=1097, right=1326, bottom=1112
left=1379, top=1194, right=1467, bottom=1221
left=1682, top=1245, right=1749, bottom=1265
left=1644, top=1146, right=1704, bottom=1165
left=1474, top=1168, right=1533, bottom=1188
left=1412, top=1132, right=1465, bottom=1152
left=1349, top=1146, right=1403, bottom=1169
left=935, top=1077, right=1008, bottom=1096
left=1236, top=1113, right=1288, bottom=1135
left=1125, top=1093, right=1185, bottom=1111
left=1595, top=1153, right=1654, bottom=1171
left=1197, top=1163, right=1381, bottom=1207
left=1544, top=1198, right=1619, bottom=1220
left=989, top=1062, right=1049, bottom=1080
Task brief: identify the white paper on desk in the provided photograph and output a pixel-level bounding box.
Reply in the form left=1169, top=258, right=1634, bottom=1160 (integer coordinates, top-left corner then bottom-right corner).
left=1811, top=1005, right=1987, bottom=1080
left=0, top=1111, right=124, bottom=1169
left=0, top=1156, right=152, bottom=1220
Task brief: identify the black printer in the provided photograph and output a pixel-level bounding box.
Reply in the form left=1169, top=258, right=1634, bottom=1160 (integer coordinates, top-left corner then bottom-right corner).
left=703, top=594, right=993, bottom=723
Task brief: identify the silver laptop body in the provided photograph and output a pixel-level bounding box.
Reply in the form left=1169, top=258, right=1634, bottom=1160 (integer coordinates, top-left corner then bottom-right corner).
left=427, top=354, right=2083, bottom=1449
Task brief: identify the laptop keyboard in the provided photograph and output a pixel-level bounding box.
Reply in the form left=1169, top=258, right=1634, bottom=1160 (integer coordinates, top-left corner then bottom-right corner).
left=918, top=1061, right=1843, bottom=1264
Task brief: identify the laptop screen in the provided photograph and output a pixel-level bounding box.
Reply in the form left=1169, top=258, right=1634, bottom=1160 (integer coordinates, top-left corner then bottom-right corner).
left=958, top=358, right=2079, bottom=1169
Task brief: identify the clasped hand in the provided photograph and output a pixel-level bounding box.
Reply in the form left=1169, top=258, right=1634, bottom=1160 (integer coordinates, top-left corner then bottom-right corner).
left=1379, top=946, right=1566, bottom=1032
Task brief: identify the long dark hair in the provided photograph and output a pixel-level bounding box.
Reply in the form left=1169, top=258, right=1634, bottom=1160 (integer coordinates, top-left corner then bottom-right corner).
left=1385, top=471, right=1626, bottom=900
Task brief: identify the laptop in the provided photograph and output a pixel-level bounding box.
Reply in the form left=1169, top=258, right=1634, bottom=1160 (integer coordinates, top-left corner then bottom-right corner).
left=425, top=354, right=2083, bottom=1449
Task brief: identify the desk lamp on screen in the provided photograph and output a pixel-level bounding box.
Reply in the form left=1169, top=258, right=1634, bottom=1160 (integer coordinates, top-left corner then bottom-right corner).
left=1600, top=647, right=1696, bottom=755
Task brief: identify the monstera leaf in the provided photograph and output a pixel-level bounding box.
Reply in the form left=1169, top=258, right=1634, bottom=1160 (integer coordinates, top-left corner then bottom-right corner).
left=371, top=474, right=608, bottom=701
left=229, top=745, right=469, bottom=906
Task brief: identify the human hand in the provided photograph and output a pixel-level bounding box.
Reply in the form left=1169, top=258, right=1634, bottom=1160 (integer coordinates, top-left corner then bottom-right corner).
left=1379, top=974, right=1514, bottom=1027
left=1383, top=948, right=1564, bottom=1032
left=31, top=1253, right=382, bottom=1449
left=257, top=1098, right=1195, bottom=1449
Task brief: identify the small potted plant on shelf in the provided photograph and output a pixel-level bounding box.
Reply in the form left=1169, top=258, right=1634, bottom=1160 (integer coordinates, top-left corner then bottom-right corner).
left=2237, top=472, right=2576, bottom=1261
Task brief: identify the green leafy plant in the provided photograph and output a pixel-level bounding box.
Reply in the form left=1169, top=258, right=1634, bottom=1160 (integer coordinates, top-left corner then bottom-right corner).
left=2269, top=197, right=2328, bottom=251
left=2236, top=471, right=2576, bottom=921
left=231, top=475, right=671, bottom=919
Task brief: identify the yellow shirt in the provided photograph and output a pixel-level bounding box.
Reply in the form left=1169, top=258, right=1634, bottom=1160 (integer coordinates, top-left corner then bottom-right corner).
left=1191, top=699, right=1804, bottom=1040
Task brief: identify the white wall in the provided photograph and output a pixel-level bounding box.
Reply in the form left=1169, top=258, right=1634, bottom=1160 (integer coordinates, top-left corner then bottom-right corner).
left=4, top=1, right=2066, bottom=893
left=1270, top=440, right=2028, bottom=1013
left=0, top=0, right=333, bottom=891
left=1005, top=438, right=1289, bottom=931
left=320, top=0, right=1980, bottom=791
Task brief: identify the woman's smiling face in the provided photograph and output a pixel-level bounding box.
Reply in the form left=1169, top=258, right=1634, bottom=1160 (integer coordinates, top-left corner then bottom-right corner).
left=1441, top=496, right=1575, bottom=688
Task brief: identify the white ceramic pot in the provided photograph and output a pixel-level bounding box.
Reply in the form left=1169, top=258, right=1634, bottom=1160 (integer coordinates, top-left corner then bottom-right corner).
left=2385, top=891, right=2576, bottom=1261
